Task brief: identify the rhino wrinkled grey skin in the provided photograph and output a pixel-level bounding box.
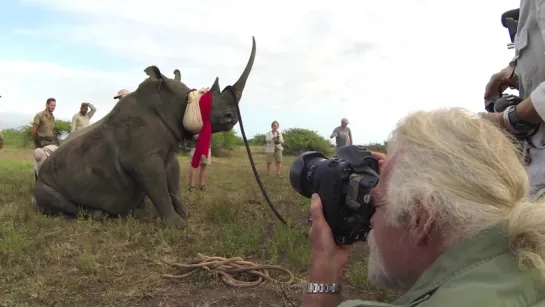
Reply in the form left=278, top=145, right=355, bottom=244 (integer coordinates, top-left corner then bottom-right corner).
left=34, top=37, right=256, bottom=228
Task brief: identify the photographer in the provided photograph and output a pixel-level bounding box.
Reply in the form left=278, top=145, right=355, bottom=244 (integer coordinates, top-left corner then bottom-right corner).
left=302, top=108, right=545, bottom=307
left=265, top=120, right=284, bottom=177
left=481, top=2, right=545, bottom=200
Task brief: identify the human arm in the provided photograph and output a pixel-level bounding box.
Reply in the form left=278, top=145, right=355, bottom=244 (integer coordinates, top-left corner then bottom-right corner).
left=86, top=103, right=97, bottom=119
left=32, top=113, right=40, bottom=137
left=265, top=131, right=273, bottom=143
left=330, top=127, right=338, bottom=139
left=32, top=113, right=41, bottom=147
left=0, top=130, right=3, bottom=149
left=71, top=114, right=78, bottom=133
left=348, top=128, right=353, bottom=145
left=484, top=65, right=518, bottom=101
left=301, top=194, right=347, bottom=307
left=302, top=152, right=387, bottom=307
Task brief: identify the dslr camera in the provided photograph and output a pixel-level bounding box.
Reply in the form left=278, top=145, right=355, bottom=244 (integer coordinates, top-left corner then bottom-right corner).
left=289, top=145, right=380, bottom=245
left=485, top=93, right=522, bottom=113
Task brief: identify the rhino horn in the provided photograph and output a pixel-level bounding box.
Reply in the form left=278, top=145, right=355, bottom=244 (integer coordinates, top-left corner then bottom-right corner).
left=232, top=36, right=256, bottom=103
left=173, top=69, right=181, bottom=81
left=144, top=66, right=164, bottom=80
left=210, top=77, right=220, bottom=93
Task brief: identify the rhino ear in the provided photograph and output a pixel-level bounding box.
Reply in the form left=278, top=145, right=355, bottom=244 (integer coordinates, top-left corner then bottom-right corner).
left=144, top=66, right=164, bottom=80
left=210, top=77, right=220, bottom=93
left=173, top=69, right=181, bottom=81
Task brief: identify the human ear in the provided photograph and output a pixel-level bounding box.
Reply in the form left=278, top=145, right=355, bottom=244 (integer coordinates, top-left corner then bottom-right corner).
left=409, top=204, right=435, bottom=247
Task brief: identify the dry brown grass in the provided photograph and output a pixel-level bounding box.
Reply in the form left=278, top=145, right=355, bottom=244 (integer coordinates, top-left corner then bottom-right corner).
left=0, top=145, right=395, bottom=306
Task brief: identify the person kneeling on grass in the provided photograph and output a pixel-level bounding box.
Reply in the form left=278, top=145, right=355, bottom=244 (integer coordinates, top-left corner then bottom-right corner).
left=302, top=108, right=545, bottom=307
left=33, top=144, right=58, bottom=181
left=188, top=133, right=211, bottom=191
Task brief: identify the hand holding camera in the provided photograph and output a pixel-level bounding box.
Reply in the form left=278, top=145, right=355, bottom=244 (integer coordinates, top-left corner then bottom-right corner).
left=484, top=66, right=517, bottom=103
left=290, top=145, right=382, bottom=245
left=294, top=146, right=386, bottom=291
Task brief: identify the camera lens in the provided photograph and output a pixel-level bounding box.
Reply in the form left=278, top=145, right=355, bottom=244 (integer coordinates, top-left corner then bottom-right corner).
left=289, top=151, right=328, bottom=198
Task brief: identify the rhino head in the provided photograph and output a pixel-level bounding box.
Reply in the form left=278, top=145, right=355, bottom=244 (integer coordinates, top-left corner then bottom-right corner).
left=139, top=37, right=256, bottom=139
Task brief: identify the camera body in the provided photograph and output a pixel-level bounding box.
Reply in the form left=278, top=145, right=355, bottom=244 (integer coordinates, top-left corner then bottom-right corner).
left=485, top=94, right=538, bottom=140
left=485, top=93, right=522, bottom=113
left=289, top=145, right=380, bottom=245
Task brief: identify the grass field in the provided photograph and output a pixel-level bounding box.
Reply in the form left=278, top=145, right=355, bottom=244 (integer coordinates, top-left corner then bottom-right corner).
left=0, top=145, right=395, bottom=307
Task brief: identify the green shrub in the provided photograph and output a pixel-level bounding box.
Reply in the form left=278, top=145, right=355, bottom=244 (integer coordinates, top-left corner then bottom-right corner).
left=3, top=120, right=72, bottom=148
left=363, top=142, right=387, bottom=153
left=53, top=120, right=71, bottom=138
left=212, top=129, right=243, bottom=151
left=248, top=133, right=266, bottom=145
left=2, top=129, right=27, bottom=148
left=282, top=128, right=332, bottom=156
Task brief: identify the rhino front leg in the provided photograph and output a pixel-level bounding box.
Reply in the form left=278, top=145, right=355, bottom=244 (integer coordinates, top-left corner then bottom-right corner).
left=166, top=155, right=189, bottom=219
left=132, top=156, right=186, bottom=229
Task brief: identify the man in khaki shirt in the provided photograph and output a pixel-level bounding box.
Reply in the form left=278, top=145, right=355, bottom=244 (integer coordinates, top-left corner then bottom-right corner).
left=71, top=102, right=97, bottom=132
left=32, top=98, right=58, bottom=148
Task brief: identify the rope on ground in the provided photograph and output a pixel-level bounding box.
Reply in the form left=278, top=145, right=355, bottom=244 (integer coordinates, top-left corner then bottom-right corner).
left=161, top=253, right=296, bottom=288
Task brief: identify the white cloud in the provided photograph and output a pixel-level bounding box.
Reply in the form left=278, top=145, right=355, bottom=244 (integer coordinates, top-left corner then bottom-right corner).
left=2, top=0, right=520, bottom=144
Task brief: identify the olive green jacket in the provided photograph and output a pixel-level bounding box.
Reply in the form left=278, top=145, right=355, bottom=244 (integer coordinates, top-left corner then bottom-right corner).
left=339, top=223, right=545, bottom=307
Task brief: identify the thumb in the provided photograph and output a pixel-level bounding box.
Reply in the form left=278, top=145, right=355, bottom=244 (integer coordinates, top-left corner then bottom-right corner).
left=378, top=159, right=385, bottom=173
left=310, top=193, right=326, bottom=223
left=371, top=151, right=387, bottom=161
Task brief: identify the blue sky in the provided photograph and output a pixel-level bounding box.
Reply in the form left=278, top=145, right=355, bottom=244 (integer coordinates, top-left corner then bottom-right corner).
left=0, top=0, right=519, bottom=144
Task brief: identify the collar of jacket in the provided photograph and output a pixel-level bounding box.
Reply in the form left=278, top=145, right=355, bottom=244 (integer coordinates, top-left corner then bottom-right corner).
left=394, top=222, right=509, bottom=305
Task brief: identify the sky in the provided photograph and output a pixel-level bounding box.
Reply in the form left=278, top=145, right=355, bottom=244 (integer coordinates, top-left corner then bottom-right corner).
left=0, top=0, right=520, bottom=144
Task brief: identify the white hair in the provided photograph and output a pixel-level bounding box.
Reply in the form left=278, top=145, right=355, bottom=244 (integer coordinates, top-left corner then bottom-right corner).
left=384, top=107, right=545, bottom=278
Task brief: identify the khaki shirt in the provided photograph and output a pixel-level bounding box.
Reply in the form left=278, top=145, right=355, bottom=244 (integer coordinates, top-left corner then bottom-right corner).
left=513, top=1, right=545, bottom=199
left=33, top=110, right=55, bottom=138
left=331, top=126, right=352, bottom=149
left=71, top=104, right=97, bottom=132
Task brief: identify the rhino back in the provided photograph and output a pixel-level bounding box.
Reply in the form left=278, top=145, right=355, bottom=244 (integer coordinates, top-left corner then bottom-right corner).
left=62, top=117, right=106, bottom=145
left=38, top=123, right=140, bottom=209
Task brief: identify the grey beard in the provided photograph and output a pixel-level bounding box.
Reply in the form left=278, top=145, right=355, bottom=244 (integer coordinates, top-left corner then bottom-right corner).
left=366, top=230, right=408, bottom=291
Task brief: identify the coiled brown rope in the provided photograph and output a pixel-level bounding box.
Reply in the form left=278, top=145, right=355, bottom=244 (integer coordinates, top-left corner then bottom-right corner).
left=162, top=253, right=296, bottom=288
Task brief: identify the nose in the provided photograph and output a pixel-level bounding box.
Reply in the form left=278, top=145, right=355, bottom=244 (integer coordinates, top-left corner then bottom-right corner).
left=222, top=110, right=238, bottom=123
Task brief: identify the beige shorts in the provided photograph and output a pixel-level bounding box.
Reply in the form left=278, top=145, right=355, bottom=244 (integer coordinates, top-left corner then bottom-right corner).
left=189, top=148, right=212, bottom=165
left=266, top=150, right=283, bottom=163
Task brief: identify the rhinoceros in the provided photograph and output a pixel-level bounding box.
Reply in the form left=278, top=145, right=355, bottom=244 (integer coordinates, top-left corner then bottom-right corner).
left=34, top=37, right=256, bottom=228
